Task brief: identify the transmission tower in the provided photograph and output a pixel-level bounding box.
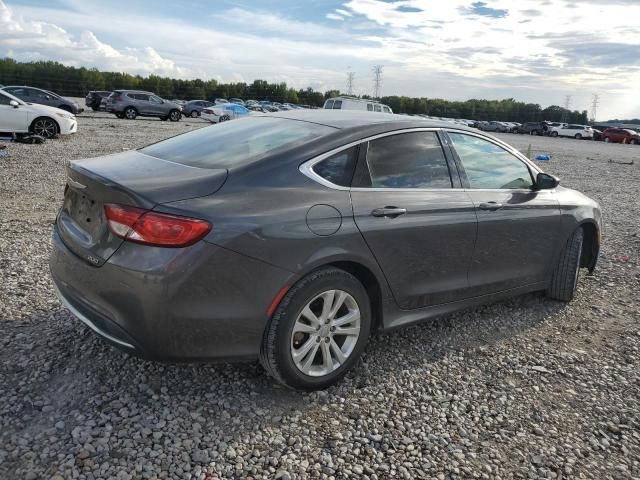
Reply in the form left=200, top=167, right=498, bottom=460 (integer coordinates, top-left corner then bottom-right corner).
left=372, top=65, right=383, bottom=99
left=346, top=69, right=355, bottom=96
left=590, top=93, right=600, bottom=122
left=562, top=95, right=572, bottom=122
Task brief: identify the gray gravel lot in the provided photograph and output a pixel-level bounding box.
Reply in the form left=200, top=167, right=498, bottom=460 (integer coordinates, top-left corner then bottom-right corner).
left=1, top=112, right=639, bottom=479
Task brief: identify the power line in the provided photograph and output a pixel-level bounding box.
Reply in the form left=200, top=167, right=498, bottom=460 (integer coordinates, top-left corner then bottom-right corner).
left=372, top=65, right=383, bottom=99
left=346, top=68, right=355, bottom=96
left=591, top=93, right=600, bottom=122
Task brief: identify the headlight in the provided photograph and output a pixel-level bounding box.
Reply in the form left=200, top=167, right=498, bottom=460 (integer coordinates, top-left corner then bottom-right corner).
left=56, top=112, right=74, bottom=120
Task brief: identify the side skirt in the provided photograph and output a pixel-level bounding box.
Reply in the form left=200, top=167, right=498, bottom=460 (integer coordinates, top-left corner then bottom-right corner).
left=382, top=282, right=547, bottom=331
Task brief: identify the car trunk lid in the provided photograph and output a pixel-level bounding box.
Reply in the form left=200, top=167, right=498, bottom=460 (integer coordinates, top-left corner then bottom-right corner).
left=57, top=150, right=227, bottom=266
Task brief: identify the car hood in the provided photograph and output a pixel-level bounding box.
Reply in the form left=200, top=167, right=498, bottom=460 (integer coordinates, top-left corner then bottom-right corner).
left=23, top=102, right=76, bottom=116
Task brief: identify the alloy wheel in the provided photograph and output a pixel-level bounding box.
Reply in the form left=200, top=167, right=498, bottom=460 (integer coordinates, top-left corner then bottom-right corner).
left=32, top=118, right=57, bottom=138
left=190, top=111, right=198, bottom=118
left=170, top=110, right=181, bottom=121
left=125, top=108, right=137, bottom=119
left=290, top=290, right=361, bottom=377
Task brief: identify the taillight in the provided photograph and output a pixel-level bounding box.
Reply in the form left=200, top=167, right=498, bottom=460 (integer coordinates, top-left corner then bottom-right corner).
left=104, top=204, right=211, bottom=247
left=111, top=95, right=122, bottom=102
left=202, top=109, right=213, bottom=114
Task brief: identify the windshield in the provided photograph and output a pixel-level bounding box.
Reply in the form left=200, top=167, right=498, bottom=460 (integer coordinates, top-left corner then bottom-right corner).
left=140, top=117, right=337, bottom=169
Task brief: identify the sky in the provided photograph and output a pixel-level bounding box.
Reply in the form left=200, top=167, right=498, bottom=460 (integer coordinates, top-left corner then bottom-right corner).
left=0, top=0, right=639, bottom=120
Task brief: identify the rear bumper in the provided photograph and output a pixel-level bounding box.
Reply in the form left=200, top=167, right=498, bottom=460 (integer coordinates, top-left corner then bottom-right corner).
left=50, top=225, right=293, bottom=361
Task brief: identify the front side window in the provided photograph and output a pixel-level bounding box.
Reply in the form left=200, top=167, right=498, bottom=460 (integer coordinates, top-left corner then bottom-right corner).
left=149, top=95, right=163, bottom=104
left=312, top=147, right=357, bottom=187
left=332, top=100, right=342, bottom=109
left=324, top=100, right=334, bottom=109
left=362, top=132, right=452, bottom=189
left=449, top=133, right=533, bottom=189
left=374, top=104, right=382, bottom=112
left=367, top=104, right=373, bottom=111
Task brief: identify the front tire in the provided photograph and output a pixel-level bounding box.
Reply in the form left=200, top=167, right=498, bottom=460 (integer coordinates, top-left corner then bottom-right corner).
left=604, top=137, right=610, bottom=143
left=124, top=107, right=137, bottom=120
left=169, top=109, right=181, bottom=122
left=575, top=134, right=582, bottom=140
left=551, top=131, right=558, bottom=137
left=546, top=228, right=584, bottom=302
left=30, top=117, right=58, bottom=139
left=260, top=268, right=371, bottom=391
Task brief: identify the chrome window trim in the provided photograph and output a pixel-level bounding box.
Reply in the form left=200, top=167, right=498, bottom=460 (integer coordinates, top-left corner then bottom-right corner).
left=300, top=127, right=542, bottom=191
left=300, top=127, right=445, bottom=191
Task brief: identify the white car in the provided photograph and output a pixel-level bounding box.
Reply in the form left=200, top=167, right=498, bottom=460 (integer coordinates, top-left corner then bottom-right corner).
left=0, top=89, right=77, bottom=138
left=551, top=123, right=593, bottom=139
left=323, top=97, right=393, bottom=113
left=201, top=103, right=251, bottom=123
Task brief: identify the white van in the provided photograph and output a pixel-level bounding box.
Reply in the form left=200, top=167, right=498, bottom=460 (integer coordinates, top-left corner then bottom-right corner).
left=323, top=97, right=393, bottom=114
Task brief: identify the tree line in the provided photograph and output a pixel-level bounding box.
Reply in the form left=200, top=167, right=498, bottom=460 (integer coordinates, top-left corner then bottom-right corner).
left=0, top=58, right=589, bottom=123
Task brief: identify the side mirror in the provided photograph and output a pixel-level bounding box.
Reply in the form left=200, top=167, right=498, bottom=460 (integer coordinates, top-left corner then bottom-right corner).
left=534, top=172, right=560, bottom=190
left=9, top=100, right=19, bottom=108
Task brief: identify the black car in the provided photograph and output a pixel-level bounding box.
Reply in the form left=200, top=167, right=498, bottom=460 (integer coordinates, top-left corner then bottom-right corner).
left=50, top=111, right=601, bottom=390
left=85, top=91, right=112, bottom=111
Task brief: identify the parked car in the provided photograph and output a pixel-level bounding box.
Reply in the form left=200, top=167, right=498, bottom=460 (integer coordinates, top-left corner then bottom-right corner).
left=602, top=128, right=640, bottom=144
left=551, top=124, right=593, bottom=139
left=105, top=90, right=182, bottom=121
left=2, top=86, right=83, bottom=114
left=323, top=97, right=393, bottom=113
left=85, top=91, right=111, bottom=111
left=517, top=122, right=546, bottom=135
left=50, top=111, right=601, bottom=390
left=0, top=89, right=77, bottom=138
left=229, top=98, right=245, bottom=105
left=592, top=129, right=603, bottom=141
left=480, top=121, right=510, bottom=133
left=182, top=100, right=215, bottom=118
left=214, top=98, right=229, bottom=104
left=201, top=103, right=251, bottom=123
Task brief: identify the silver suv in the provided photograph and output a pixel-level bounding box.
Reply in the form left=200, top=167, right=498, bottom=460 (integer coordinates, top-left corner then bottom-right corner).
left=106, top=90, right=182, bottom=121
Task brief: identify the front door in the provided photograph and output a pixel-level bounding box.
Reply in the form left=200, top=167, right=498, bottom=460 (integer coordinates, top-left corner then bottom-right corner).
left=447, top=131, right=562, bottom=295
left=351, top=130, right=478, bottom=309
left=0, top=92, right=28, bottom=133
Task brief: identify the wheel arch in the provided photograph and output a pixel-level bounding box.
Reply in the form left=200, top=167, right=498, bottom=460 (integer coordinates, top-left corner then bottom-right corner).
left=578, top=220, right=600, bottom=272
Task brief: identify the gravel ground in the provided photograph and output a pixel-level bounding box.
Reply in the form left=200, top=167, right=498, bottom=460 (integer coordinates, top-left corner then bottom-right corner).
left=1, top=112, right=639, bottom=480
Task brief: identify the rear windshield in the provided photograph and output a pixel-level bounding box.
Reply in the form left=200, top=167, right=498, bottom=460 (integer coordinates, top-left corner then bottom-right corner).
left=140, top=117, right=337, bottom=169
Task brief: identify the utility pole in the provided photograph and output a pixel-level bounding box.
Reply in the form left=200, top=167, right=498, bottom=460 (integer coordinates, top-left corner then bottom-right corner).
left=590, top=93, right=600, bottom=122
left=372, top=65, right=383, bottom=99
left=562, top=95, right=572, bottom=123
left=346, top=68, right=355, bottom=96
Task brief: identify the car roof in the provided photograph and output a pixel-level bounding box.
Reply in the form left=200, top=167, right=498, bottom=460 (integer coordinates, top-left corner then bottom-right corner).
left=262, top=110, right=471, bottom=132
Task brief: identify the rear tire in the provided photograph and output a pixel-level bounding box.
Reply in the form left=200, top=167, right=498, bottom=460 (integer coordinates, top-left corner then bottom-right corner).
left=190, top=110, right=199, bottom=118
left=546, top=228, right=583, bottom=302
left=218, top=115, right=231, bottom=122
left=260, top=268, right=371, bottom=391
left=551, top=131, right=558, bottom=137
left=631, top=139, right=638, bottom=145
left=604, top=137, right=610, bottom=143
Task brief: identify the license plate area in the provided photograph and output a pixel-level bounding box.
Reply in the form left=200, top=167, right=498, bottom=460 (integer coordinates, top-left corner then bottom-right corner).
left=63, top=188, right=104, bottom=239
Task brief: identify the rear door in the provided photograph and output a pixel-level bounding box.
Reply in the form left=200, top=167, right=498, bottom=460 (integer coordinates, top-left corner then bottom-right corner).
left=446, top=131, right=561, bottom=294
left=350, top=129, right=478, bottom=309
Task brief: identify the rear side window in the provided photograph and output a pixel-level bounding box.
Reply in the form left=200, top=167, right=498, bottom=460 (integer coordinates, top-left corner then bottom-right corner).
left=332, top=100, right=342, bottom=109
left=324, top=100, right=334, bottom=109
left=367, top=104, right=373, bottom=111
left=312, top=147, right=358, bottom=187
left=0, top=92, right=13, bottom=105
left=141, top=117, right=337, bottom=169
left=374, top=105, right=382, bottom=112
left=449, top=133, right=533, bottom=189
left=361, top=132, right=452, bottom=189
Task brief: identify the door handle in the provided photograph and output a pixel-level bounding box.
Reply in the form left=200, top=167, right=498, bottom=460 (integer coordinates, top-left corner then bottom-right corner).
left=371, top=207, right=407, bottom=218
left=478, top=202, right=503, bottom=211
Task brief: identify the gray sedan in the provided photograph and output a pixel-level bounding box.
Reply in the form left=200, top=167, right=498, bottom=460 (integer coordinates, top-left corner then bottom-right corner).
left=50, top=111, right=601, bottom=390
left=2, top=85, right=83, bottom=114
left=182, top=100, right=215, bottom=118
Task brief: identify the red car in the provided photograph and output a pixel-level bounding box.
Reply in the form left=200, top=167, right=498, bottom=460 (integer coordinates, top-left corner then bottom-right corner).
left=602, top=128, right=640, bottom=144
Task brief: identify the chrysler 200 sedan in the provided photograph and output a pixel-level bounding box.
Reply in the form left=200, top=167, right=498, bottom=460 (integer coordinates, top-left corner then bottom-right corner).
left=50, top=111, right=601, bottom=390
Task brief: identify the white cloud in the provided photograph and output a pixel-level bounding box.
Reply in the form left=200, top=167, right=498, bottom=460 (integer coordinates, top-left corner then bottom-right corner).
left=326, top=13, right=344, bottom=21
left=0, top=0, right=638, bottom=119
